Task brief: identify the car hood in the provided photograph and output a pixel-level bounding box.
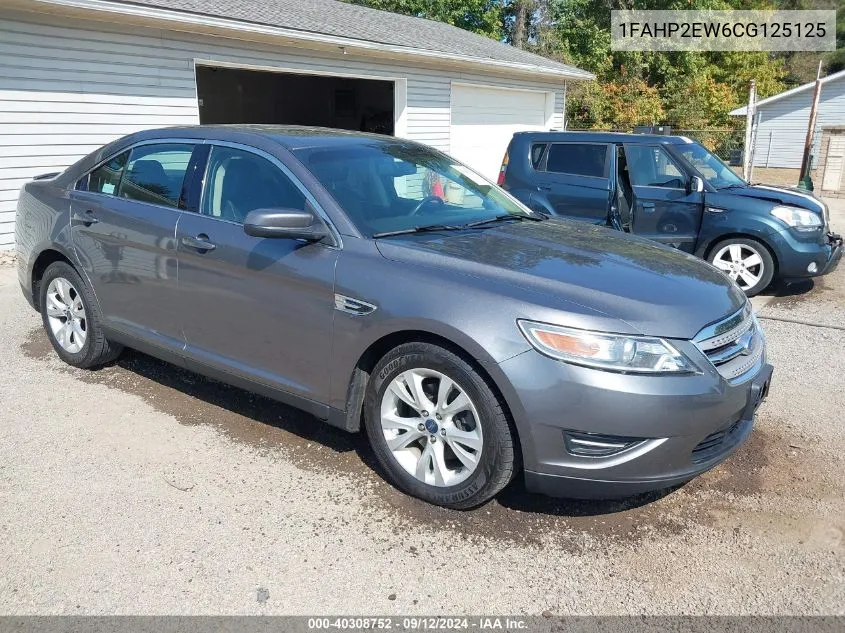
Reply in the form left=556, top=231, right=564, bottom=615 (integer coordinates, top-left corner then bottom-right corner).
left=727, top=183, right=826, bottom=214
left=375, top=219, right=746, bottom=340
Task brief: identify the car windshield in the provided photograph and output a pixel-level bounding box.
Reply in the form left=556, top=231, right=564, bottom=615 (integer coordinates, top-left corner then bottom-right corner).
left=675, top=142, right=747, bottom=189
left=293, top=142, right=533, bottom=236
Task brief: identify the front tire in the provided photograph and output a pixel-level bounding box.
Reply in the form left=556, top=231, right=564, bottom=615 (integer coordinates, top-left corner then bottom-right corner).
left=708, top=237, right=775, bottom=297
left=364, top=342, right=517, bottom=509
left=39, top=261, right=122, bottom=368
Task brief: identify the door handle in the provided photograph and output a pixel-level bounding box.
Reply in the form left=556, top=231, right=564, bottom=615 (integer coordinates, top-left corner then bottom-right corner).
left=181, top=234, right=217, bottom=252
left=537, top=184, right=553, bottom=191
left=72, top=209, right=99, bottom=226
left=640, top=202, right=656, bottom=211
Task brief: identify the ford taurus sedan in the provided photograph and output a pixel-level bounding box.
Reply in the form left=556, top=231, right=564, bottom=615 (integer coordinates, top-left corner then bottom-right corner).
left=15, top=126, right=773, bottom=509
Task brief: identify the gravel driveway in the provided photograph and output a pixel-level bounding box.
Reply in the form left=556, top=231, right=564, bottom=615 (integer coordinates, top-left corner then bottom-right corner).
left=0, top=218, right=842, bottom=615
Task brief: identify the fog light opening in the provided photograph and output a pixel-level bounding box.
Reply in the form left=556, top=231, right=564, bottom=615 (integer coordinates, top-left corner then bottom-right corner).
left=807, top=262, right=818, bottom=273
left=563, top=431, right=644, bottom=457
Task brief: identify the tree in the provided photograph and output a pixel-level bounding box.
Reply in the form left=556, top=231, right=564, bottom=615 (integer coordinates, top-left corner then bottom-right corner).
left=567, top=75, right=665, bottom=129
left=664, top=74, right=735, bottom=129
left=508, top=0, right=537, bottom=49
left=346, top=0, right=505, bottom=39
left=347, top=0, right=791, bottom=131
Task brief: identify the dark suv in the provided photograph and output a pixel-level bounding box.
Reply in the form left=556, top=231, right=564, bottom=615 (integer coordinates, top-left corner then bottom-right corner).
left=499, top=131, right=842, bottom=296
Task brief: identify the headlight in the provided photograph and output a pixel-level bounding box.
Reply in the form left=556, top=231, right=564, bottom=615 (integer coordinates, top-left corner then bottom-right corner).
left=770, top=206, right=823, bottom=231
left=518, top=320, right=695, bottom=374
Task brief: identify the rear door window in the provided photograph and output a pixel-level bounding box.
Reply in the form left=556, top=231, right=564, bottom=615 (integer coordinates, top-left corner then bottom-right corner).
left=118, top=143, right=195, bottom=208
left=543, top=143, right=609, bottom=178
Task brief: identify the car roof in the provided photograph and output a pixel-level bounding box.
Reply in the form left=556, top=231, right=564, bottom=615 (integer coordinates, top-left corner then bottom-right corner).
left=513, top=131, right=695, bottom=145
left=128, top=124, right=410, bottom=151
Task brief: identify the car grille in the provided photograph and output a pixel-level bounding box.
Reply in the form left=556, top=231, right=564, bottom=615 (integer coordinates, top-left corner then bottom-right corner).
left=692, top=420, right=744, bottom=463
left=693, top=303, right=764, bottom=382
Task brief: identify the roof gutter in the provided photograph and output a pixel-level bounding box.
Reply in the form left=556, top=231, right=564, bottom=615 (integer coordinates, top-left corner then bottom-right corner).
left=23, top=0, right=595, bottom=81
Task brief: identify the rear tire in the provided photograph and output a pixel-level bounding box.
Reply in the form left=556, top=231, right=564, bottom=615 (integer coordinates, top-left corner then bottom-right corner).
left=707, top=237, right=775, bottom=297
left=39, top=261, right=123, bottom=368
left=364, top=342, right=517, bottom=509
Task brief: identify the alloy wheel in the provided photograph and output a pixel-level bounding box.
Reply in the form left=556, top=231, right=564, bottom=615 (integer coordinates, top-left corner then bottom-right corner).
left=380, top=368, right=483, bottom=487
left=45, top=277, right=87, bottom=354
left=712, top=243, right=765, bottom=290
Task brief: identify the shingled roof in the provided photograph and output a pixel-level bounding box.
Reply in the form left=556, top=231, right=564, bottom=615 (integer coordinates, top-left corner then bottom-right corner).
left=108, top=0, right=592, bottom=79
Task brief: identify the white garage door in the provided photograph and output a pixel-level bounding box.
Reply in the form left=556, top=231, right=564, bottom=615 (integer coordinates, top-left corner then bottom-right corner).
left=450, top=84, right=549, bottom=180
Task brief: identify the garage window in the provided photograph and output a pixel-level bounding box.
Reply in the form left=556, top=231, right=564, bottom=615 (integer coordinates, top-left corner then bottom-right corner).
left=544, top=143, right=609, bottom=179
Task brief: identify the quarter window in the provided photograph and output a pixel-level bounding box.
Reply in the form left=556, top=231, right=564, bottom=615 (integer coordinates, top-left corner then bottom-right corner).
left=624, top=145, right=686, bottom=189
left=118, top=143, right=194, bottom=208
left=544, top=143, right=608, bottom=178
left=530, top=143, right=547, bottom=170
left=83, top=150, right=129, bottom=195
left=201, top=146, right=306, bottom=223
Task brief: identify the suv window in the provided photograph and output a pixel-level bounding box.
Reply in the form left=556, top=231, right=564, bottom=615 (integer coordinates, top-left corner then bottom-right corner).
left=530, top=143, right=547, bottom=169
left=624, top=145, right=686, bottom=189
left=81, top=150, right=129, bottom=195
left=118, top=143, right=194, bottom=208
left=202, top=146, right=306, bottom=223
left=544, top=143, right=608, bottom=178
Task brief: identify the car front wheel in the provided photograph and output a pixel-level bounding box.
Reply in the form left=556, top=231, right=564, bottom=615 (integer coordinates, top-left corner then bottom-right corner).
left=364, top=342, right=517, bottom=509
left=708, top=237, right=775, bottom=297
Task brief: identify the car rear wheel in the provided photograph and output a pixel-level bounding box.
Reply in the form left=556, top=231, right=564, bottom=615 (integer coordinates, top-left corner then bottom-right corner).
left=364, top=342, right=517, bottom=509
left=708, top=238, right=775, bottom=297
left=39, top=261, right=123, bottom=368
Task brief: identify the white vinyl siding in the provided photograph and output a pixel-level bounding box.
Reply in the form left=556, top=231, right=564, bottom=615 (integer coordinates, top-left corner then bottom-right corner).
left=750, top=77, right=845, bottom=169
left=0, top=9, right=567, bottom=250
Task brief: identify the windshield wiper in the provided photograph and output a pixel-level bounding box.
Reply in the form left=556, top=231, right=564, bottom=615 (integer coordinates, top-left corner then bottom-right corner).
left=463, top=213, right=546, bottom=228
left=717, top=183, right=747, bottom=190
left=372, top=224, right=464, bottom=238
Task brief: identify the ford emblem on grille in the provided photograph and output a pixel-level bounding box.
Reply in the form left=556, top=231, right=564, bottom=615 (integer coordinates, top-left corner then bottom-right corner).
left=738, top=330, right=754, bottom=356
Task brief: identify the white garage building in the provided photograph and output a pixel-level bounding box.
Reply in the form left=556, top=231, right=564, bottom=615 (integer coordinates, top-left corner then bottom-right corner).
left=730, top=69, right=845, bottom=171
left=0, top=0, right=592, bottom=250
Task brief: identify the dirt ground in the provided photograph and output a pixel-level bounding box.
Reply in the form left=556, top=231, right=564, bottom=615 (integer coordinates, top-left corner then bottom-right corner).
left=0, top=207, right=842, bottom=615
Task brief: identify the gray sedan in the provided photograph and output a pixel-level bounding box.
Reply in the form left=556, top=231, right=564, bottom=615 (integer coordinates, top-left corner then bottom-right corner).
left=15, top=126, right=772, bottom=508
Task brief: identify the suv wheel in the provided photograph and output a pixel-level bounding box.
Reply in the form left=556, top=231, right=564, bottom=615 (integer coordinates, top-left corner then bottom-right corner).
left=708, top=238, right=775, bottom=297
left=364, top=342, right=517, bottom=509
left=39, top=261, right=123, bottom=368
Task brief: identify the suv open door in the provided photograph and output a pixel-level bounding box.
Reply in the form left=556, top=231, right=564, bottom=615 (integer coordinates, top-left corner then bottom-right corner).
left=622, top=143, right=705, bottom=254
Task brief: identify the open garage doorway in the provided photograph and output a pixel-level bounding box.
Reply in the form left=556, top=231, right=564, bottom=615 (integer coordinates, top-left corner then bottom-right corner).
left=195, top=64, right=396, bottom=135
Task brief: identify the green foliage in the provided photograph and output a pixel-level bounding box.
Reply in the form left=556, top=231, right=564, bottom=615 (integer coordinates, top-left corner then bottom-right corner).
left=567, top=76, right=665, bottom=130
left=535, top=0, right=788, bottom=129
left=346, top=0, right=829, bottom=130
left=346, top=0, right=505, bottom=38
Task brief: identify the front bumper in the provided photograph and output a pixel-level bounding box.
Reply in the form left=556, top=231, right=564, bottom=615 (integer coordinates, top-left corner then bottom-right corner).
left=498, top=344, right=772, bottom=499
left=771, top=228, right=842, bottom=278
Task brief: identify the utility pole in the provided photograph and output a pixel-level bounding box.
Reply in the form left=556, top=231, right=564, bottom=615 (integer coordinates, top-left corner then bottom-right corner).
left=743, top=80, right=756, bottom=181
left=799, top=61, right=824, bottom=189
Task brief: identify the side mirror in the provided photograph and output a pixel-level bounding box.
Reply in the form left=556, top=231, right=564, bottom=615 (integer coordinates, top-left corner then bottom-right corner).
left=243, top=207, right=327, bottom=241
left=688, top=175, right=705, bottom=194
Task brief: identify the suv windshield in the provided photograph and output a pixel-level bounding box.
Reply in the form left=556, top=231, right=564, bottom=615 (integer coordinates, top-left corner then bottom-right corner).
left=294, top=142, right=533, bottom=236
left=675, top=142, right=747, bottom=190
